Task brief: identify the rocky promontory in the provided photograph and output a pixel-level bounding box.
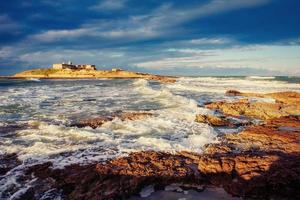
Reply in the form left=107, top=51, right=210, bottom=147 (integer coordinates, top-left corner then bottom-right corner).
left=13, top=68, right=176, bottom=83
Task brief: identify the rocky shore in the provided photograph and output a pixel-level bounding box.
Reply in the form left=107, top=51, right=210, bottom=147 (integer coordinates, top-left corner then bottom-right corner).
left=1, top=90, right=299, bottom=199
left=12, top=68, right=176, bottom=83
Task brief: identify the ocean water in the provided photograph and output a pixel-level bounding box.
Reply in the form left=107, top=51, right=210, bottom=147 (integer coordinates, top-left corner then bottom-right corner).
left=0, top=76, right=300, bottom=198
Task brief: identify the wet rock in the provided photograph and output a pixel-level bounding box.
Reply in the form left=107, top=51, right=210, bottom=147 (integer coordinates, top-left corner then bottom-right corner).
left=118, top=112, right=153, bottom=121
left=96, top=151, right=200, bottom=179
left=72, top=111, right=153, bottom=129
left=24, top=152, right=203, bottom=200
left=0, top=122, right=39, bottom=137
left=72, top=116, right=114, bottom=129
left=146, top=75, right=177, bottom=83
left=225, top=90, right=244, bottom=96
left=226, top=90, right=300, bottom=105
left=195, top=114, right=230, bottom=126
left=199, top=152, right=300, bottom=199
left=195, top=114, right=251, bottom=127
left=199, top=115, right=300, bottom=198
left=0, top=153, right=21, bottom=175
left=206, top=101, right=284, bottom=120
left=210, top=91, right=300, bottom=120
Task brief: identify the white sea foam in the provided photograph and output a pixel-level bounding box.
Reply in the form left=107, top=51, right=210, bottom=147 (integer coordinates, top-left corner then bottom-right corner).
left=170, top=77, right=300, bottom=94
left=1, top=77, right=299, bottom=199
left=0, top=79, right=217, bottom=174
left=140, top=185, right=155, bottom=198
left=246, top=76, right=275, bottom=80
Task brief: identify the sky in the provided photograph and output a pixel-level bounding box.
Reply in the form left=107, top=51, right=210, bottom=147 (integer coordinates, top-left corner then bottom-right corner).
left=0, top=0, right=300, bottom=76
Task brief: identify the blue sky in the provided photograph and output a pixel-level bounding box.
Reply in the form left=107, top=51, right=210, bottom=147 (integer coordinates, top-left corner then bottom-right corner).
left=0, top=0, right=300, bottom=76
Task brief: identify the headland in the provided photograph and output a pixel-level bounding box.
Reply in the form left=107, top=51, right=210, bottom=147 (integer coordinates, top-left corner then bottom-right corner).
left=12, top=62, right=176, bottom=83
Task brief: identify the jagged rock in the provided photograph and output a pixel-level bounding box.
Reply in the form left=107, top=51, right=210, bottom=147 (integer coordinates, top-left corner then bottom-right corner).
left=23, top=152, right=203, bottom=200
left=226, top=90, right=300, bottom=105
left=214, top=91, right=300, bottom=120
left=195, top=114, right=230, bottom=126
left=72, top=116, right=114, bottom=129
left=0, top=153, right=21, bottom=175
left=118, top=112, right=153, bottom=121
left=72, top=112, right=153, bottom=129
left=198, top=116, right=300, bottom=198
left=225, top=90, right=244, bottom=96
left=195, top=114, right=251, bottom=127
left=205, top=101, right=284, bottom=120
left=96, top=151, right=200, bottom=179
left=203, top=115, right=300, bottom=154
left=198, top=153, right=299, bottom=198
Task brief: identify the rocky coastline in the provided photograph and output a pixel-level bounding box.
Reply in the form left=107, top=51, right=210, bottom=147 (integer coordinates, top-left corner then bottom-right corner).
left=1, top=90, right=299, bottom=199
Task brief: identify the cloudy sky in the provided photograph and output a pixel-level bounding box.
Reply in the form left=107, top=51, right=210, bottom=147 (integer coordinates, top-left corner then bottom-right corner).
left=0, top=0, right=300, bottom=76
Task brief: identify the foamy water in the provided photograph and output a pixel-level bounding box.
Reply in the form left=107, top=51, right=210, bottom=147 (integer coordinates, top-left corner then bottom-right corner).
left=0, top=76, right=300, bottom=199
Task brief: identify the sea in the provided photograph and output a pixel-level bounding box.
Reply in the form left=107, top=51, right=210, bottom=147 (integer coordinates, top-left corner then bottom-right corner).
left=0, top=76, right=300, bottom=199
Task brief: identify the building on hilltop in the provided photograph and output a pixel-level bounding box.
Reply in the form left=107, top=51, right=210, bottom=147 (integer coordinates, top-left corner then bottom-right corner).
left=111, top=68, right=123, bottom=72
left=52, top=61, right=96, bottom=70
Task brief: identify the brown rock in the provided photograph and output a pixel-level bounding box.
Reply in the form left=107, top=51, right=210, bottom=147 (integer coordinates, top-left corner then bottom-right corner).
left=206, top=95, right=300, bottom=120
left=198, top=153, right=300, bottom=198
left=195, top=114, right=251, bottom=127
left=195, top=114, right=230, bottom=126
left=206, top=90, right=300, bottom=121
left=225, top=90, right=263, bottom=97
left=199, top=115, right=300, bottom=198
left=226, top=90, right=300, bottom=105
left=24, top=152, right=203, bottom=200
left=72, top=111, right=153, bottom=129
left=205, top=101, right=285, bottom=120
left=118, top=112, right=153, bottom=121
left=146, top=75, right=177, bottom=83
left=73, top=116, right=113, bottom=129
left=225, top=90, right=243, bottom=96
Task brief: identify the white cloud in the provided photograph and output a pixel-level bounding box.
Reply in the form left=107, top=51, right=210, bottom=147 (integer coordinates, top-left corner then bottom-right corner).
left=31, top=28, right=94, bottom=42
left=188, top=38, right=232, bottom=45
left=29, top=0, right=271, bottom=42
left=134, top=45, right=300, bottom=76
left=3, top=42, right=300, bottom=76
left=90, top=0, right=127, bottom=11
left=18, top=49, right=126, bottom=67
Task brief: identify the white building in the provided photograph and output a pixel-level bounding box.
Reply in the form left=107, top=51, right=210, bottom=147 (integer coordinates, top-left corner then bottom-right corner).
left=52, top=62, right=96, bottom=70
